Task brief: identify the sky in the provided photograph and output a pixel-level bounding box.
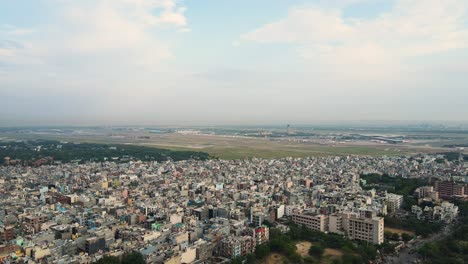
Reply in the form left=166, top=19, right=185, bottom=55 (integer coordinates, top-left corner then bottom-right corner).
left=0, top=0, right=468, bottom=126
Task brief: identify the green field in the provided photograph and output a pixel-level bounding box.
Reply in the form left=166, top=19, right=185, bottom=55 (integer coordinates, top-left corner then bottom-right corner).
left=0, top=132, right=428, bottom=160
left=173, top=145, right=404, bottom=160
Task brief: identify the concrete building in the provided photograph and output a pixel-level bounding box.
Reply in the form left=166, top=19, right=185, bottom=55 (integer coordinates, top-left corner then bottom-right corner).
left=291, top=212, right=327, bottom=232
left=345, top=216, right=384, bottom=245
left=386, top=193, right=403, bottom=213
left=276, top=205, right=285, bottom=219
left=85, top=237, right=106, bottom=255
left=328, top=214, right=343, bottom=235
left=435, top=180, right=467, bottom=199
left=252, top=226, right=269, bottom=246
left=251, top=211, right=265, bottom=227
left=0, top=226, right=15, bottom=243
left=414, top=186, right=439, bottom=202
left=219, top=236, right=254, bottom=258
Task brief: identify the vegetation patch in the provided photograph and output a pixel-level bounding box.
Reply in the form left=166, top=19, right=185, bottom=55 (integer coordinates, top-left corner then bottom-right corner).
left=419, top=201, right=468, bottom=264
left=0, top=140, right=211, bottom=165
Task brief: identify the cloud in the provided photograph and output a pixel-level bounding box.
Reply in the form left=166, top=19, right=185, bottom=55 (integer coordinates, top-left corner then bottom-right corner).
left=0, top=0, right=191, bottom=100
left=242, top=0, right=468, bottom=77
left=0, top=0, right=192, bottom=124
left=243, top=8, right=354, bottom=44
left=0, top=0, right=188, bottom=71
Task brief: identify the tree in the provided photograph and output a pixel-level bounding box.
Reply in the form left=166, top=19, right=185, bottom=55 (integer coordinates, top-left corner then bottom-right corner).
left=93, top=256, right=120, bottom=264
left=303, top=256, right=318, bottom=264
left=288, top=253, right=303, bottom=263
left=121, top=251, right=145, bottom=264
left=378, top=242, right=396, bottom=254
left=255, top=244, right=271, bottom=259
left=402, top=233, right=412, bottom=242
left=231, top=256, right=244, bottom=264
left=309, top=245, right=324, bottom=258
left=384, top=231, right=393, bottom=240
left=246, top=254, right=256, bottom=264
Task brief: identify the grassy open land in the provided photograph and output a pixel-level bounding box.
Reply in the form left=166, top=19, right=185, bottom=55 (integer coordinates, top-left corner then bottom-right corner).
left=0, top=132, right=456, bottom=160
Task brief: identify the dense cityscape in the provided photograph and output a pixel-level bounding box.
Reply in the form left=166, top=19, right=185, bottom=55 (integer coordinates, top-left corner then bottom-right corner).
left=1, top=147, right=467, bottom=263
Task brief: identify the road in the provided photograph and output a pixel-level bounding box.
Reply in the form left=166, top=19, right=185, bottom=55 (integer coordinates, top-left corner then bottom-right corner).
left=383, top=224, right=453, bottom=264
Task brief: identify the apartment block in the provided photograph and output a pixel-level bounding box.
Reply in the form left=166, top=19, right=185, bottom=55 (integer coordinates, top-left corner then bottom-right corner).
left=345, top=216, right=384, bottom=245
left=291, top=212, right=327, bottom=232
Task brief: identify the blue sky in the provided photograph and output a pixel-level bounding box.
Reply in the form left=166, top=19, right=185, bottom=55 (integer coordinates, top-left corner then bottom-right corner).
left=1, top=0, right=468, bottom=126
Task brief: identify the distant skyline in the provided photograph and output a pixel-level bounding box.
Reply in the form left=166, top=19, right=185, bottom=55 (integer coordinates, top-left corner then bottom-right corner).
left=1, top=0, right=468, bottom=126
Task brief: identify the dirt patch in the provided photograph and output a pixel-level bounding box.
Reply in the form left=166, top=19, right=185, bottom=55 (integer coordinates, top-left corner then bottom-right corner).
left=261, top=253, right=285, bottom=264
left=296, top=241, right=312, bottom=257
left=385, top=227, right=415, bottom=236
left=296, top=241, right=344, bottom=264
left=324, top=248, right=343, bottom=257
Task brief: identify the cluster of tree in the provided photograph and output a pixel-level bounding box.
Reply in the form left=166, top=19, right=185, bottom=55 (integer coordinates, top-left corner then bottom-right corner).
left=268, top=228, right=303, bottom=263
left=418, top=201, right=468, bottom=264
left=443, top=144, right=468, bottom=148
left=308, top=244, right=324, bottom=258
left=384, top=216, right=442, bottom=237
left=93, top=252, right=145, bottom=264
left=436, top=152, right=466, bottom=161
left=384, top=231, right=413, bottom=242
left=360, top=173, right=429, bottom=211
left=0, top=140, right=211, bottom=165
left=231, top=254, right=256, bottom=264
left=289, top=224, right=382, bottom=264
left=240, top=224, right=394, bottom=264
left=360, top=173, right=429, bottom=197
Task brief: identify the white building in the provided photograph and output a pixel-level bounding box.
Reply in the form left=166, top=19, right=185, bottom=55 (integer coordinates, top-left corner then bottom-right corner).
left=277, top=205, right=285, bottom=219
left=386, top=193, right=403, bottom=213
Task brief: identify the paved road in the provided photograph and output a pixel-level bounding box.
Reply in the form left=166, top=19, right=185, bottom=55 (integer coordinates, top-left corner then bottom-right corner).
left=383, top=225, right=453, bottom=264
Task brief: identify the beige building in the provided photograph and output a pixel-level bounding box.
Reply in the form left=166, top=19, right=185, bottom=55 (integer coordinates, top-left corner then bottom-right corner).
left=345, top=216, right=384, bottom=245
left=293, top=212, right=384, bottom=244
left=291, top=212, right=327, bottom=232
left=328, top=214, right=344, bottom=235
left=180, top=246, right=197, bottom=263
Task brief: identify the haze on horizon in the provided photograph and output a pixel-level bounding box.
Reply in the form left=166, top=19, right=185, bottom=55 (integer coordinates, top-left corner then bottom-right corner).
left=1, top=0, right=468, bottom=126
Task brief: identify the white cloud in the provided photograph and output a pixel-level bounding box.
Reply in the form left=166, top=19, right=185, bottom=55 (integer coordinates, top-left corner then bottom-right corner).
left=242, top=0, right=468, bottom=77
left=0, top=0, right=188, bottom=70
left=118, top=0, right=187, bottom=27
left=0, top=0, right=192, bottom=123
left=243, top=8, right=354, bottom=44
